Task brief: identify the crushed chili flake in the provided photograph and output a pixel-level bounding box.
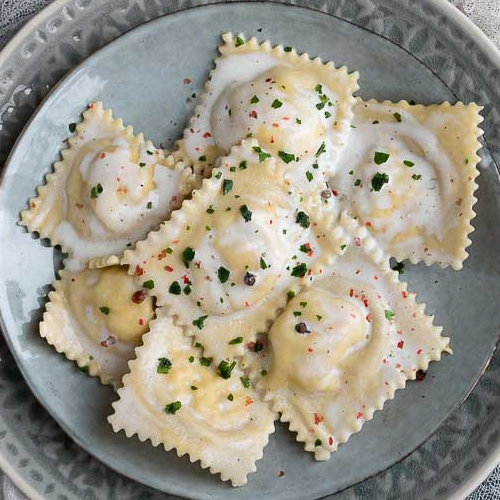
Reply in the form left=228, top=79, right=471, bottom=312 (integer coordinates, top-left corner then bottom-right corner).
left=265, top=77, right=272, bottom=82
left=396, top=363, right=401, bottom=369
left=374, top=275, right=378, bottom=280
left=203, top=132, right=211, bottom=138
left=181, top=274, right=191, bottom=284
left=328, top=437, right=334, bottom=446
left=307, top=347, right=313, bottom=352
left=75, top=203, right=83, bottom=209
left=397, top=340, right=404, bottom=349
left=132, top=290, right=147, bottom=304
left=134, top=265, right=144, bottom=276
left=365, top=313, right=372, bottom=323
left=183, top=78, right=191, bottom=84
left=331, top=190, right=338, bottom=196
left=158, top=249, right=167, bottom=260
left=382, top=358, right=387, bottom=364
left=365, top=221, right=372, bottom=227
left=278, top=471, right=285, bottom=477
left=245, top=301, right=250, bottom=307
left=88, top=103, right=94, bottom=108
left=349, top=288, right=354, bottom=297
left=416, top=369, right=427, bottom=381
left=164, top=265, right=174, bottom=272
left=245, top=397, right=254, bottom=406
left=416, top=348, right=422, bottom=355
left=314, top=413, right=323, bottom=425
left=138, top=318, right=144, bottom=326
left=249, top=110, right=258, bottom=118
left=356, top=412, right=363, bottom=419
left=272, top=122, right=280, bottom=128
left=354, top=237, right=362, bottom=247
left=100, top=153, right=106, bottom=159
left=401, top=291, right=408, bottom=299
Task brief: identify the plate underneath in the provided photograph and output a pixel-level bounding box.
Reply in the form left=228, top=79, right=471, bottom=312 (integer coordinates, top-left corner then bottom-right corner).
left=1, top=3, right=500, bottom=500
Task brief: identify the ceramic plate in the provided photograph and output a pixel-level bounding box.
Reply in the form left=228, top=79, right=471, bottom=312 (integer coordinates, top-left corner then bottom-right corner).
left=1, top=1, right=500, bottom=500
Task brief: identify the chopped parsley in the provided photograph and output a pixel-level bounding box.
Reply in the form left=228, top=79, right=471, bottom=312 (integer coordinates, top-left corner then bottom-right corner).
left=143, top=279, right=154, bottom=289
left=169, top=281, right=181, bottom=295
left=278, top=151, right=295, bottom=164
left=239, top=204, right=252, bottom=222
left=261, top=370, right=268, bottom=376
left=354, top=179, right=362, bottom=187
left=183, top=284, right=191, bottom=295
left=284, top=46, right=293, bottom=52
left=206, top=205, right=215, bottom=214
left=371, top=172, right=389, bottom=192
left=403, top=160, right=414, bottom=167
left=315, top=141, right=326, bottom=157
left=146, top=150, right=153, bottom=155
left=199, top=356, right=212, bottom=367
left=374, top=151, right=390, bottom=165
left=252, top=146, right=271, bottom=163
left=182, top=246, right=195, bottom=267
left=99, top=306, right=110, bottom=315
left=198, top=155, right=206, bottom=162
left=68, top=122, right=77, bottom=133
left=227, top=393, right=234, bottom=401
left=291, top=263, right=307, bottom=278
left=340, top=244, right=347, bottom=250
left=146, top=201, right=152, bottom=209
left=157, top=357, right=172, bottom=374
left=306, top=171, right=313, bottom=182
left=218, top=266, right=230, bottom=283
left=296, top=118, right=302, bottom=124
left=315, top=439, right=322, bottom=447
left=253, top=340, right=264, bottom=352
left=296, top=211, right=310, bottom=228
left=239, top=160, right=247, bottom=170
left=229, top=336, right=244, bottom=345
left=385, top=310, right=395, bottom=321
left=90, top=183, right=103, bottom=199
left=250, top=95, right=260, bottom=104
left=412, top=174, right=422, bottom=180
left=260, top=256, right=268, bottom=269
left=235, top=36, right=245, bottom=47
left=240, top=376, right=251, bottom=388
left=222, top=179, right=234, bottom=195
left=271, top=99, right=283, bottom=109
left=215, top=171, right=222, bottom=179
left=217, top=360, right=236, bottom=379
left=164, top=401, right=182, bottom=414
left=191, top=386, right=198, bottom=390
left=393, top=112, right=402, bottom=122
left=189, top=356, right=194, bottom=363
left=139, top=162, right=146, bottom=167
left=324, top=111, right=332, bottom=118
left=192, top=315, right=208, bottom=330
left=287, top=290, right=296, bottom=300
left=391, top=260, right=405, bottom=274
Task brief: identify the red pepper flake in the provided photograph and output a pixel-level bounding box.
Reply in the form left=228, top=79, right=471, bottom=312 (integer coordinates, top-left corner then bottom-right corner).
left=307, top=251, right=313, bottom=258
left=365, top=313, right=372, bottom=323
left=282, top=116, right=290, bottom=121
left=416, top=348, right=422, bottom=355
left=181, top=274, right=191, bottom=284
left=158, top=249, right=167, bottom=260
left=355, top=269, right=361, bottom=275
left=382, top=358, right=387, bottom=364
left=365, top=221, right=372, bottom=227
left=203, top=132, right=211, bottom=138
left=134, top=265, right=144, bottom=276
left=245, top=397, right=253, bottom=406
left=278, top=471, right=285, bottom=477
left=307, top=269, right=312, bottom=276
left=265, top=77, right=272, bottom=82
left=314, top=413, right=323, bottom=425
left=307, top=347, right=313, bottom=352
left=132, top=290, right=147, bottom=304
left=374, top=275, right=378, bottom=280
left=100, top=153, right=106, bottom=159
left=245, top=301, right=250, bottom=307
left=401, top=291, right=408, bottom=299
left=75, top=203, right=83, bottom=209
left=88, top=103, right=94, bottom=109
left=100, top=335, right=116, bottom=347
left=269, top=219, right=273, bottom=225
left=416, top=370, right=426, bottom=381
left=328, top=437, right=333, bottom=446
left=350, top=313, right=356, bottom=319
left=183, top=78, right=191, bottom=84
left=396, top=363, right=401, bottom=369
left=356, top=412, right=363, bottom=419
left=172, top=239, right=180, bottom=244
left=164, top=265, right=174, bottom=272
left=332, top=190, right=338, bottom=197
left=270, top=136, right=275, bottom=144
left=272, top=122, right=280, bottom=128
left=138, top=318, right=144, bottom=326
left=249, top=110, right=258, bottom=119
left=354, top=237, right=362, bottom=247
left=349, top=288, right=354, bottom=297
left=397, top=340, right=404, bottom=349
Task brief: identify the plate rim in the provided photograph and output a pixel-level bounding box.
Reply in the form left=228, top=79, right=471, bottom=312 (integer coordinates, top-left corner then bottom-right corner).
left=1, top=0, right=500, bottom=499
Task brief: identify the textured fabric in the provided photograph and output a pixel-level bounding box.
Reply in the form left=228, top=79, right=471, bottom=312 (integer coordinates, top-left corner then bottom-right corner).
left=0, top=0, right=499, bottom=498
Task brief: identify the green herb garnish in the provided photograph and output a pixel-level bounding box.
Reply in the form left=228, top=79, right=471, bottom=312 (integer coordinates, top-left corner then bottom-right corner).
left=157, top=357, right=172, bottom=374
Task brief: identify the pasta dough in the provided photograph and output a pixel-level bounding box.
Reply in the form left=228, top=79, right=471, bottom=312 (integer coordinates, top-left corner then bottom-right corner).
left=329, top=99, right=483, bottom=269
left=108, top=308, right=275, bottom=486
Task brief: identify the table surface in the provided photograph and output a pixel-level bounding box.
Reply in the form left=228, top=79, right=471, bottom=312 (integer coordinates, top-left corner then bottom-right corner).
left=0, top=0, right=499, bottom=499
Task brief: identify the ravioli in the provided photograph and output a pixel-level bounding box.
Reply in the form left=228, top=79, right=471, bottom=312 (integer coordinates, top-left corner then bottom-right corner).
left=174, top=32, right=359, bottom=195
left=122, top=139, right=339, bottom=363
left=108, top=308, right=275, bottom=487
left=20, top=102, right=196, bottom=270
left=329, top=99, right=483, bottom=269
left=40, top=265, right=154, bottom=388
left=253, top=215, right=450, bottom=460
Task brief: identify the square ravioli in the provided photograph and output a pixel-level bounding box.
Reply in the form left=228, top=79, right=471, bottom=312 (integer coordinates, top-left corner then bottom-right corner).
left=108, top=308, right=276, bottom=487
left=122, top=138, right=344, bottom=363
left=329, top=99, right=483, bottom=269
left=20, top=102, right=196, bottom=270
left=248, top=215, right=450, bottom=460
left=174, top=32, right=359, bottom=196
left=40, top=265, right=155, bottom=389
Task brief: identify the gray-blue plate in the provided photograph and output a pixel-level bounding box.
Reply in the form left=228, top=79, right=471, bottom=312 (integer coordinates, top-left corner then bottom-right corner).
left=1, top=2, right=500, bottom=500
